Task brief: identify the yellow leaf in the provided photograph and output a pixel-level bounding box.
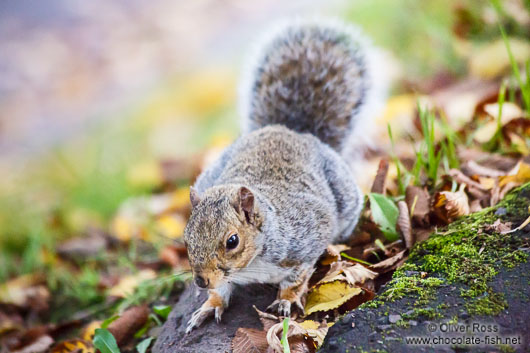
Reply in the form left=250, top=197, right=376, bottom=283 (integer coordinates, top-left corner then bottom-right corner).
left=155, top=214, right=186, bottom=239
left=0, top=274, right=49, bottom=307
left=109, top=269, right=156, bottom=298
left=81, top=321, right=102, bottom=341
left=51, top=339, right=95, bottom=353
left=297, top=320, right=330, bottom=347
left=111, top=216, right=135, bottom=242
left=499, top=162, right=530, bottom=187
left=299, top=320, right=319, bottom=331
left=470, top=38, right=530, bottom=79
left=127, top=160, right=162, bottom=189
left=171, top=187, right=192, bottom=210
left=304, top=282, right=363, bottom=316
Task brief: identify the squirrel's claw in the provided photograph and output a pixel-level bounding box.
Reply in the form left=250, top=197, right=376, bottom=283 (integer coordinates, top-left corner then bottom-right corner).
left=185, top=306, right=214, bottom=334
left=214, top=305, right=224, bottom=324
left=266, top=299, right=291, bottom=317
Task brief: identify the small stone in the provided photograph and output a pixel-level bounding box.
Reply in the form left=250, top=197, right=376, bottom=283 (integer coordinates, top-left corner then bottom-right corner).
left=461, top=311, right=469, bottom=319
left=351, top=322, right=355, bottom=328
left=495, top=207, right=507, bottom=216
left=403, top=310, right=415, bottom=317
left=389, top=314, right=401, bottom=324
left=377, top=316, right=388, bottom=324
left=376, top=324, right=392, bottom=331
left=404, top=270, right=419, bottom=277
left=409, top=320, right=418, bottom=326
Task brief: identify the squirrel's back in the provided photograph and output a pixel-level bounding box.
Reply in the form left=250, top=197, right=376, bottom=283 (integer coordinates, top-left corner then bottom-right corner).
left=240, top=18, right=385, bottom=155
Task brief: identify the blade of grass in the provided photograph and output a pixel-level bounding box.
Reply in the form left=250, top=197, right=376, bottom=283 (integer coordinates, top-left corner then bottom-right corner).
left=281, top=318, right=290, bottom=353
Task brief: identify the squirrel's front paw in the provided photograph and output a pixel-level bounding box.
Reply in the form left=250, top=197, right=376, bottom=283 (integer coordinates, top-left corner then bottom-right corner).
left=267, top=297, right=304, bottom=317
left=185, top=304, right=224, bottom=334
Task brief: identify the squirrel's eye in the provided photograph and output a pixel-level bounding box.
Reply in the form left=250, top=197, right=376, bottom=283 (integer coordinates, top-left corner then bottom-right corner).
left=226, top=234, right=239, bottom=250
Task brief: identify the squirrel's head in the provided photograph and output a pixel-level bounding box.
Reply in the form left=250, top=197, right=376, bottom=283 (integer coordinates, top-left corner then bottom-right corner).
left=183, top=185, right=263, bottom=289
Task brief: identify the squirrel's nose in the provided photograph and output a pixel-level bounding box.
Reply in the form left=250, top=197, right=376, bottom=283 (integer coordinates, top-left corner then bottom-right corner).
left=195, top=275, right=209, bottom=288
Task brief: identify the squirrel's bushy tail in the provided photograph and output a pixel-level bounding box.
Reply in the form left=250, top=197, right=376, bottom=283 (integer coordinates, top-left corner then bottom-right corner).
left=239, top=18, right=386, bottom=156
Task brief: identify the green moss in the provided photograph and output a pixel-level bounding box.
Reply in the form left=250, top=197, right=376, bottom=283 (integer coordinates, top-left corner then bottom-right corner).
left=395, top=319, right=410, bottom=328
left=366, top=183, right=530, bottom=317
left=465, top=290, right=507, bottom=316
left=402, top=307, right=442, bottom=320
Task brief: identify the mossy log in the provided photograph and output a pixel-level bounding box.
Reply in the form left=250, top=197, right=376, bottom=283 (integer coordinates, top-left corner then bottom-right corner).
left=320, top=183, right=530, bottom=353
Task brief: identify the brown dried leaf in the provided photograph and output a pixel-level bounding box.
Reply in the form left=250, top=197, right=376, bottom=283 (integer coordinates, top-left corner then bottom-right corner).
left=319, top=262, right=377, bottom=286
left=266, top=320, right=308, bottom=353
left=484, top=219, right=513, bottom=234
left=232, top=327, right=269, bottom=353
left=320, top=244, right=350, bottom=265
left=369, top=249, right=408, bottom=274
left=461, top=160, right=506, bottom=178
left=10, top=329, right=54, bottom=353
left=0, top=274, right=49, bottom=312
left=397, top=201, right=413, bottom=249
left=107, top=305, right=149, bottom=346
left=253, top=306, right=280, bottom=332
left=405, top=186, right=431, bottom=226
left=370, top=159, right=389, bottom=194
left=57, top=232, right=108, bottom=260
left=432, top=184, right=470, bottom=223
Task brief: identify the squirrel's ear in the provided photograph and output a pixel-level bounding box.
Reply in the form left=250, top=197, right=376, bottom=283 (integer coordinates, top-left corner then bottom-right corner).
left=190, top=187, right=201, bottom=208
left=234, top=186, right=254, bottom=224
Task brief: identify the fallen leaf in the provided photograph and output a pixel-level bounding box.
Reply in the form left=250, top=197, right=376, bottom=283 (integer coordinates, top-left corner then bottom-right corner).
left=499, top=162, right=530, bottom=187
left=405, top=186, right=431, bottom=226
left=461, top=160, right=506, bottom=178
left=107, top=305, right=149, bottom=346
left=370, top=159, right=389, bottom=194
left=368, top=193, right=399, bottom=241
left=11, top=334, right=54, bottom=353
left=0, top=274, right=49, bottom=312
left=232, top=327, right=268, bottom=353
left=266, top=320, right=308, bottom=353
left=369, top=249, right=408, bottom=274
left=432, top=184, right=470, bottom=223
left=397, top=201, right=414, bottom=249
left=321, top=244, right=350, bottom=265
left=304, top=282, right=363, bottom=316
left=136, top=337, right=154, bottom=353
left=253, top=306, right=279, bottom=332
left=93, top=328, right=120, bottom=353
left=469, top=38, right=530, bottom=79
left=484, top=102, right=524, bottom=123
left=51, top=339, right=95, bottom=353
left=319, top=262, right=377, bottom=287
left=155, top=214, right=186, bottom=239
left=108, top=269, right=156, bottom=298
left=81, top=321, right=102, bottom=341
left=57, top=232, right=108, bottom=260
left=299, top=321, right=329, bottom=347
left=485, top=219, right=513, bottom=234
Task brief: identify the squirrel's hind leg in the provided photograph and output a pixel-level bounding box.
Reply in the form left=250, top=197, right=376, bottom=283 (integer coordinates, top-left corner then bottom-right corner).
left=266, top=265, right=312, bottom=317
left=185, top=282, right=233, bottom=333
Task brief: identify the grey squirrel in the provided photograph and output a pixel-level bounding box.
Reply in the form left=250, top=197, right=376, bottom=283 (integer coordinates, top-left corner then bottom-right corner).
left=184, top=18, right=384, bottom=333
